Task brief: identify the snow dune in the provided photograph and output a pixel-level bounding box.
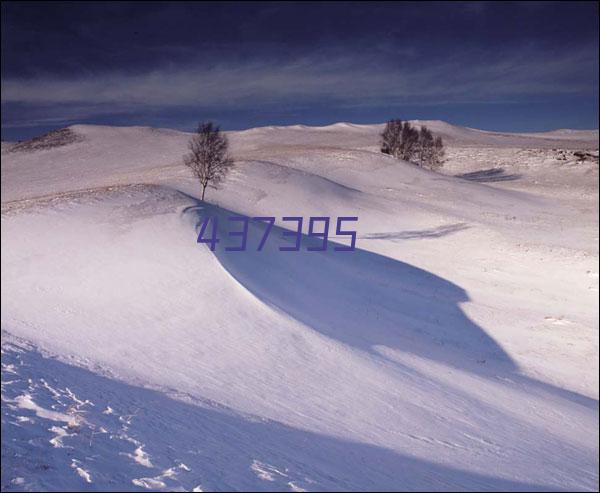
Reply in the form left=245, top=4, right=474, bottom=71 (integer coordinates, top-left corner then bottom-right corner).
left=1, top=122, right=598, bottom=491
left=4, top=342, right=576, bottom=492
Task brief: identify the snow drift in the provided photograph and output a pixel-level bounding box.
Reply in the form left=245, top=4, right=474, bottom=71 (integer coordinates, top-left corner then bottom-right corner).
left=1, top=122, right=598, bottom=491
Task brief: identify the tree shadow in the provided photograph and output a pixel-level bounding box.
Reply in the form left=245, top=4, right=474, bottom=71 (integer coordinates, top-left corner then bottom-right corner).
left=181, top=199, right=597, bottom=411
left=1, top=344, right=570, bottom=492
left=361, top=223, right=469, bottom=241
left=456, top=168, right=521, bottom=183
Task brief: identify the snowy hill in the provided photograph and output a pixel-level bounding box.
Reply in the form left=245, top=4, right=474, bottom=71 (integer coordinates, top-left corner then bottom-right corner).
left=1, top=121, right=599, bottom=491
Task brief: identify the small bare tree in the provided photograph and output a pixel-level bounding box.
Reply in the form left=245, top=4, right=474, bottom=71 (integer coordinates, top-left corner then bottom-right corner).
left=400, top=121, right=420, bottom=161
left=381, top=119, right=445, bottom=169
left=381, top=119, right=421, bottom=161
left=381, top=119, right=403, bottom=157
left=418, top=126, right=434, bottom=166
left=184, top=122, right=234, bottom=201
left=432, top=136, right=445, bottom=168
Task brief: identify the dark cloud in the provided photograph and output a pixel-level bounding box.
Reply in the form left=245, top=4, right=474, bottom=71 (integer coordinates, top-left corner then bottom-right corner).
left=1, top=1, right=598, bottom=139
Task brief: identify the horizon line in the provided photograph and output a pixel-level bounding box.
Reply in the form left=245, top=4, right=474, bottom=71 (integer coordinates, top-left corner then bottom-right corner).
left=3, top=119, right=599, bottom=143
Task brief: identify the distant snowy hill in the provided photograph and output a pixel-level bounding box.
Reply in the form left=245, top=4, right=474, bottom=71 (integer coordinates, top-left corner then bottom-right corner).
left=2, top=121, right=597, bottom=203
left=2, top=121, right=598, bottom=491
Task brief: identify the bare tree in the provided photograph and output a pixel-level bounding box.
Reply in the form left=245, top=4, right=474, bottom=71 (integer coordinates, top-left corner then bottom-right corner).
left=418, top=126, right=434, bottom=166
left=432, top=136, right=445, bottom=168
left=184, top=122, right=234, bottom=201
left=399, top=121, right=420, bottom=161
left=381, top=119, right=419, bottom=160
left=381, top=119, right=445, bottom=169
left=381, top=119, right=403, bottom=157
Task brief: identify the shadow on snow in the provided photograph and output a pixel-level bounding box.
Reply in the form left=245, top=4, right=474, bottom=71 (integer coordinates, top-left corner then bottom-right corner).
left=455, top=168, right=521, bottom=183
left=181, top=198, right=597, bottom=412
left=360, top=223, right=469, bottom=241
left=2, top=345, right=564, bottom=492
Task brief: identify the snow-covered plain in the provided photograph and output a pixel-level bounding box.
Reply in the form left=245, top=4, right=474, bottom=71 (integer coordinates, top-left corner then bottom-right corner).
left=1, top=121, right=598, bottom=491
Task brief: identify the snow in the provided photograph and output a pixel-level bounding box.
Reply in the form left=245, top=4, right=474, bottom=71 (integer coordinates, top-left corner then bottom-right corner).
left=1, top=121, right=598, bottom=491
left=11, top=394, right=74, bottom=424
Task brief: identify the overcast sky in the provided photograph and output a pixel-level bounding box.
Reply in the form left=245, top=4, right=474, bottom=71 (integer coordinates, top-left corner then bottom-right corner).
left=1, top=1, right=598, bottom=140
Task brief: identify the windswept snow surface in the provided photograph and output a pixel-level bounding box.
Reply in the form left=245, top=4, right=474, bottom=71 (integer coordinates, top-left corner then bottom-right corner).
left=1, top=122, right=599, bottom=491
